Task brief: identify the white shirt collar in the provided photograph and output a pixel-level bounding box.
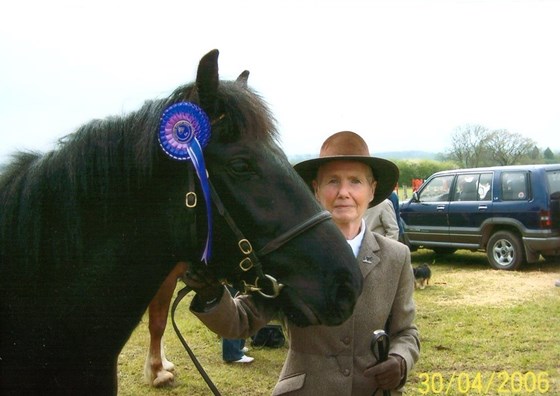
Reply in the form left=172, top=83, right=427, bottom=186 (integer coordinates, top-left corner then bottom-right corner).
left=346, top=219, right=366, bottom=258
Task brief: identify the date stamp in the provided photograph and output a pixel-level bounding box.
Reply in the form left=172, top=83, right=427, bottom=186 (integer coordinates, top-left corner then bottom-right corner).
left=417, top=371, right=552, bottom=394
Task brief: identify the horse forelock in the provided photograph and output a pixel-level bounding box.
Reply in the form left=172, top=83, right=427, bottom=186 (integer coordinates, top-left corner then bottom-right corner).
left=216, top=81, right=278, bottom=143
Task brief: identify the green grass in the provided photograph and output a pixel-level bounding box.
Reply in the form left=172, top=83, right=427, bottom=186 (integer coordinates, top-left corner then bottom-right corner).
left=118, top=250, right=560, bottom=395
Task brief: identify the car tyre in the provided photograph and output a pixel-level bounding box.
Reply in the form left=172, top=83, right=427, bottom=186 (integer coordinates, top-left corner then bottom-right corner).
left=487, top=231, right=524, bottom=270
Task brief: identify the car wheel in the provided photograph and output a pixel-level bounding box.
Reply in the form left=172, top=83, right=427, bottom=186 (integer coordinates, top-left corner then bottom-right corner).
left=432, top=248, right=457, bottom=255
left=487, top=231, right=524, bottom=270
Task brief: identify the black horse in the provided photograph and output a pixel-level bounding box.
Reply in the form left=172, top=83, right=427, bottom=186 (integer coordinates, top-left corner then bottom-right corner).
left=0, top=50, right=362, bottom=394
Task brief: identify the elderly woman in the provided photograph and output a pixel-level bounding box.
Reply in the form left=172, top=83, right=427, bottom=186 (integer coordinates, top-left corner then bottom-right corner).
left=186, top=131, right=420, bottom=395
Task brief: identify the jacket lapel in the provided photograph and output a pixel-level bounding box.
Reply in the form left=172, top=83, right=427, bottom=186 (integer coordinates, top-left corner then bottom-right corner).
left=358, top=231, right=380, bottom=279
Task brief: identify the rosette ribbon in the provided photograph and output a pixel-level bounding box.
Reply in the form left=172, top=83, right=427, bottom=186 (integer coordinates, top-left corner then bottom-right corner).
left=158, top=102, right=213, bottom=263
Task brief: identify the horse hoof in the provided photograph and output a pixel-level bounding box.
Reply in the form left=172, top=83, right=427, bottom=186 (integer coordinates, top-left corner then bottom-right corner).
left=153, top=370, right=174, bottom=387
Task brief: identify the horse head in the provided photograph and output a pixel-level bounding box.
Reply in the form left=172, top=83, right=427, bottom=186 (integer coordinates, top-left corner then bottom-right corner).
left=162, top=50, right=363, bottom=326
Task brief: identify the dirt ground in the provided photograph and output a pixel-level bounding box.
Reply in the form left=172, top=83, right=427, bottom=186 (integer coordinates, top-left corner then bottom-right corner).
left=429, top=266, right=560, bottom=307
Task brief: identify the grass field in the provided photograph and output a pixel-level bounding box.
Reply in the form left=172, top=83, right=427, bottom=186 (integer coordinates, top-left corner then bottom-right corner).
left=117, top=250, right=560, bottom=395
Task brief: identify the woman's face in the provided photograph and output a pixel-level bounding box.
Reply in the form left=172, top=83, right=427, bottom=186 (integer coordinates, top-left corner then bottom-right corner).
left=313, top=160, right=376, bottom=229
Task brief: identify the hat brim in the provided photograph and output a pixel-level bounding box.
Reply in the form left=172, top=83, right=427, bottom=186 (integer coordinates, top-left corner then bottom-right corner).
left=294, top=155, right=399, bottom=208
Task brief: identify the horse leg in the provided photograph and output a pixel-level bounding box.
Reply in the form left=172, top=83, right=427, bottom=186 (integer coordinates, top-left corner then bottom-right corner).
left=144, top=261, right=188, bottom=387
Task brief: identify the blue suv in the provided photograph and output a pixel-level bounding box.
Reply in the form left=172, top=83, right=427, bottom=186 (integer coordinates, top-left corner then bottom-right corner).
left=400, top=164, right=560, bottom=270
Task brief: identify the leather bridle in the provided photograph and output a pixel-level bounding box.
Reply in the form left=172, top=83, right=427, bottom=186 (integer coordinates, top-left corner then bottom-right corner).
left=205, top=174, right=332, bottom=298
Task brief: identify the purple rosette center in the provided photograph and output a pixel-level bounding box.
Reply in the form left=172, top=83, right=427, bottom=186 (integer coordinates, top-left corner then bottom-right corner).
left=173, top=120, right=195, bottom=143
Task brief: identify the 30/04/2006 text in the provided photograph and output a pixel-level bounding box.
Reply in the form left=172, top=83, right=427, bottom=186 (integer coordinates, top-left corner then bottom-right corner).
left=417, top=371, right=552, bottom=394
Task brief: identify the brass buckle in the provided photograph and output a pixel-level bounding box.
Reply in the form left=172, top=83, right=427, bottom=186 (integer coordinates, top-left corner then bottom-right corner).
left=185, top=192, right=197, bottom=208
left=239, top=257, right=253, bottom=272
left=238, top=239, right=253, bottom=255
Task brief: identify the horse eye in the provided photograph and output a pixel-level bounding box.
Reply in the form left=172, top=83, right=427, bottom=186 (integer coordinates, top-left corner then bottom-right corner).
left=229, top=158, right=252, bottom=175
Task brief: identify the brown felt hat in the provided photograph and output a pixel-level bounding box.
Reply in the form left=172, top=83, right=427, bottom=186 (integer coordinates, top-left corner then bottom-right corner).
left=294, top=131, right=399, bottom=207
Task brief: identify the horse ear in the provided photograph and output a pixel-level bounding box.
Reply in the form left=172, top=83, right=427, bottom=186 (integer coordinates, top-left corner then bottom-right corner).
left=236, top=70, right=250, bottom=88
left=195, top=49, right=220, bottom=114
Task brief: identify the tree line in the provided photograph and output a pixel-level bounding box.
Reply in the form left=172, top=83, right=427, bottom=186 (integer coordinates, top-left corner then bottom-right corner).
left=394, top=123, right=559, bottom=188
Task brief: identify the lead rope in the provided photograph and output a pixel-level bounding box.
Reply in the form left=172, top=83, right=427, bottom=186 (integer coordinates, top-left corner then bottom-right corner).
left=170, top=285, right=222, bottom=396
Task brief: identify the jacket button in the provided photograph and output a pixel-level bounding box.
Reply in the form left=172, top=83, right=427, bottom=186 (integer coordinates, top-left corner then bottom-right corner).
left=343, top=337, right=351, bottom=345
left=343, top=369, right=350, bottom=376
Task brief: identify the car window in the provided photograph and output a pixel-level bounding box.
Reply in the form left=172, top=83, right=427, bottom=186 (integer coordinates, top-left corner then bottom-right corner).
left=501, top=172, right=528, bottom=201
left=547, top=169, right=560, bottom=195
left=418, top=175, right=454, bottom=202
left=452, top=173, right=493, bottom=201
left=478, top=173, right=493, bottom=200
left=454, top=174, right=478, bottom=201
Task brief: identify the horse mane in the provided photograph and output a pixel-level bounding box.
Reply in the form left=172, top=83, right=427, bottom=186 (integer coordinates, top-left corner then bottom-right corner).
left=0, top=79, right=278, bottom=270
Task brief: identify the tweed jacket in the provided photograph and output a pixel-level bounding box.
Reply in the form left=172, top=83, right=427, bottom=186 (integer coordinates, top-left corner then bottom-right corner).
left=364, top=199, right=400, bottom=241
left=191, top=231, right=420, bottom=396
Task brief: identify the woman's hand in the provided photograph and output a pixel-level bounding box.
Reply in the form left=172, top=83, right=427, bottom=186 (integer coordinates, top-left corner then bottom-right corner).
left=182, top=263, right=223, bottom=306
left=363, top=354, right=404, bottom=391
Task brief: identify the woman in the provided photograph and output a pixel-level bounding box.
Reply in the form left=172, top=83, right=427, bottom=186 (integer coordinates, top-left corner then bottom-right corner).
left=186, top=131, right=420, bottom=395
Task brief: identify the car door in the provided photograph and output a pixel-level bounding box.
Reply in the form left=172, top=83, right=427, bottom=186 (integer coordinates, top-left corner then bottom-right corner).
left=401, top=174, right=455, bottom=244
left=447, top=172, right=494, bottom=246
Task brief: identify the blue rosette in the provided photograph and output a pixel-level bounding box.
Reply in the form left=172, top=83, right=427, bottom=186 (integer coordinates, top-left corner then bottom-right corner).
left=158, top=102, right=211, bottom=160
left=158, top=102, right=213, bottom=263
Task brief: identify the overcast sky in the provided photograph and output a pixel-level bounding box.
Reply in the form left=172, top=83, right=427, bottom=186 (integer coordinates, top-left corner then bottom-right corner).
left=1, top=0, right=559, bottom=164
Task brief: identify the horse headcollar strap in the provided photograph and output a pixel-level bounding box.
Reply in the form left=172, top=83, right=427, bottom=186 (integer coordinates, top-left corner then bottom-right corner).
left=159, top=101, right=332, bottom=298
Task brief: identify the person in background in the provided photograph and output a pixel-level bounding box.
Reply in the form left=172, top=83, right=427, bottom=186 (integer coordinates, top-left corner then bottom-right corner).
left=222, top=286, right=254, bottom=363
left=388, top=190, right=405, bottom=241
left=184, top=131, right=419, bottom=395
left=364, top=197, right=399, bottom=241
left=222, top=337, right=253, bottom=364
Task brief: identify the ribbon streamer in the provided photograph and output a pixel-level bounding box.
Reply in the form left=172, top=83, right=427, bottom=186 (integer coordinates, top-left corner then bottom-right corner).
left=184, top=137, right=212, bottom=262
left=158, top=102, right=213, bottom=263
